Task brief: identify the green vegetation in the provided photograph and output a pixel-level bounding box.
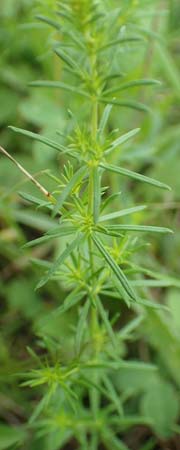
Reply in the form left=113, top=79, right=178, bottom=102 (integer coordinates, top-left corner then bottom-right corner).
left=0, top=1, right=180, bottom=449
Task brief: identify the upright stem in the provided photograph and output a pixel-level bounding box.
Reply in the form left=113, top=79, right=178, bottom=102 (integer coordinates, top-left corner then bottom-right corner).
left=88, top=96, right=99, bottom=448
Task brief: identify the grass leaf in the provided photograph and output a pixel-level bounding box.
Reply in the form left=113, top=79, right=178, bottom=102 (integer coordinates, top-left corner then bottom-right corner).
left=99, top=97, right=150, bottom=112
left=53, top=288, right=85, bottom=316
left=100, top=162, right=171, bottom=190
left=23, top=226, right=76, bottom=248
left=37, top=233, right=83, bottom=289
left=98, top=37, right=143, bottom=52
left=9, top=126, right=68, bottom=154
left=99, top=205, right=146, bottom=222
left=53, top=165, right=87, bottom=217
left=92, top=234, right=137, bottom=302
left=104, top=128, right=140, bottom=155
left=96, top=296, right=117, bottom=349
left=75, top=299, right=90, bottom=354
left=29, top=80, right=90, bottom=98
left=98, top=104, right=113, bottom=139
left=106, top=224, right=173, bottom=234
left=103, top=79, right=161, bottom=97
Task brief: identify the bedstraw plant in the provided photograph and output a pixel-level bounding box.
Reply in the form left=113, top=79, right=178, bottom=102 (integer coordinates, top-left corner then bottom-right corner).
left=0, top=1, right=175, bottom=449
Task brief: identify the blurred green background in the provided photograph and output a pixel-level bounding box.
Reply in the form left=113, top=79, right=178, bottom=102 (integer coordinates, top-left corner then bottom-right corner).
left=0, top=1, right=180, bottom=449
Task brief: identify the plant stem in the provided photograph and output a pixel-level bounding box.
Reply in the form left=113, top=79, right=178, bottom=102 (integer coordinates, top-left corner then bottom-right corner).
left=89, top=95, right=100, bottom=449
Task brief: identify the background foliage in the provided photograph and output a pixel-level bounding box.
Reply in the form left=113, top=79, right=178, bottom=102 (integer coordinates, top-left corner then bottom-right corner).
left=0, top=1, right=180, bottom=449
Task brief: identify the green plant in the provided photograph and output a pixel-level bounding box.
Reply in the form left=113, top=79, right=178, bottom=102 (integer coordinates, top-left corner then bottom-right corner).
left=0, top=1, right=179, bottom=449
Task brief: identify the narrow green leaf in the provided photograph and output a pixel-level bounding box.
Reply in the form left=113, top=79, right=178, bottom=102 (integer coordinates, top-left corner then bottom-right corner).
left=100, top=162, right=171, bottom=190
left=29, top=390, right=52, bottom=424
left=37, top=233, right=83, bottom=289
left=12, top=209, right=56, bottom=232
left=54, top=48, right=83, bottom=77
left=101, top=191, right=122, bottom=212
left=103, top=79, right=161, bottom=97
left=36, top=14, right=61, bottom=30
left=135, top=298, right=169, bottom=311
left=19, top=191, right=51, bottom=208
left=99, top=205, right=146, bottom=222
left=29, top=80, right=90, bottom=98
left=156, top=43, right=180, bottom=98
left=53, top=165, right=87, bottom=217
left=23, top=226, right=76, bottom=248
left=99, top=97, right=150, bottom=112
left=104, top=128, right=140, bottom=155
left=9, top=126, right=68, bottom=154
left=98, top=104, right=112, bottom=139
left=83, top=360, right=156, bottom=371
left=92, top=234, right=137, bottom=302
left=0, top=425, right=26, bottom=449
left=102, top=374, right=123, bottom=416
left=98, top=37, right=143, bottom=52
left=107, top=224, right=173, bottom=234
left=75, top=300, right=90, bottom=354
left=102, top=429, right=129, bottom=450
left=93, top=167, right=101, bottom=224
left=96, top=296, right=117, bottom=349
left=53, top=288, right=85, bottom=316
left=46, top=225, right=76, bottom=236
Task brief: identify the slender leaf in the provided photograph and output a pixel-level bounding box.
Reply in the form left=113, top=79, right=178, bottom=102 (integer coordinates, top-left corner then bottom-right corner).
left=98, top=104, right=112, bottom=139
left=106, top=224, right=173, bottom=234
left=29, top=80, right=90, bottom=98
left=19, top=191, right=52, bottom=208
left=23, top=226, right=76, bottom=248
left=99, top=97, right=150, bottom=112
left=102, top=374, right=123, bottom=416
left=99, top=205, right=146, bottom=222
left=96, top=296, right=117, bottom=349
left=100, top=162, right=171, bottom=190
left=45, top=225, right=76, bottom=236
left=75, top=299, right=90, bottom=354
left=9, top=126, right=69, bottom=154
left=36, top=14, right=61, bottom=30
left=101, top=191, right=122, bottom=212
left=103, top=79, right=161, bottom=97
left=92, top=234, right=137, bottom=302
left=104, top=128, right=140, bottom=155
left=37, top=233, right=83, bottom=289
left=53, top=288, right=85, bottom=316
left=53, top=165, right=87, bottom=216
left=102, top=430, right=129, bottom=450
left=98, top=37, right=143, bottom=52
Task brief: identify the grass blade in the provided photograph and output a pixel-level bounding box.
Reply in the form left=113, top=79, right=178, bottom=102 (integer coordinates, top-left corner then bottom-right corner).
left=29, top=80, right=90, bottom=98
left=23, top=226, right=76, bottom=248
left=53, top=165, right=87, bottom=217
left=98, top=104, right=112, bottom=139
left=75, top=299, right=90, bottom=354
left=104, top=128, right=140, bottom=155
left=37, top=233, right=83, bottom=289
left=92, top=234, right=137, bottom=302
left=53, top=289, right=85, bottom=316
left=36, top=14, right=61, bottom=30
left=98, top=37, right=143, bottom=52
left=102, top=374, right=123, bottom=416
left=9, top=126, right=68, bottom=154
left=107, top=225, right=173, bottom=234
left=99, top=97, right=150, bottom=112
left=96, top=296, right=117, bottom=349
left=99, top=205, right=146, bottom=222
left=103, top=79, right=161, bottom=97
left=100, top=162, right=171, bottom=191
